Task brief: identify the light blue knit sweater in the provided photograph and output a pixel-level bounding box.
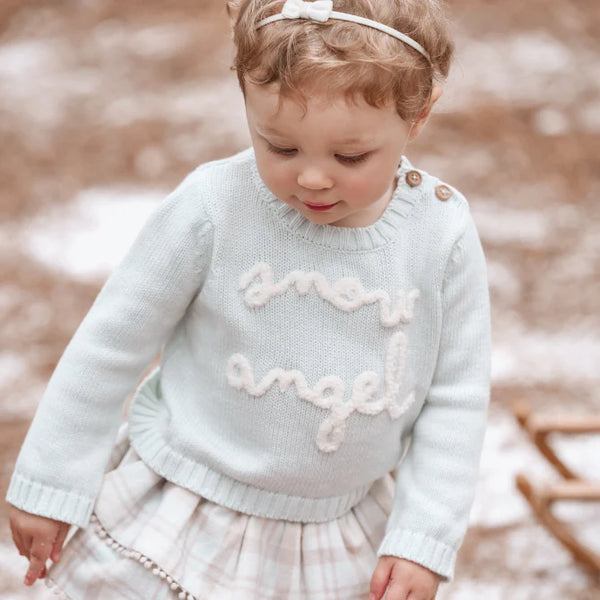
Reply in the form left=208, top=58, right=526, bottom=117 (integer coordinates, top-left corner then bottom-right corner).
left=6, top=147, right=491, bottom=580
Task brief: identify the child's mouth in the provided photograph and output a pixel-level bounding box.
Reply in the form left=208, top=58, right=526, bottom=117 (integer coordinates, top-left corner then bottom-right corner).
left=304, top=201, right=339, bottom=211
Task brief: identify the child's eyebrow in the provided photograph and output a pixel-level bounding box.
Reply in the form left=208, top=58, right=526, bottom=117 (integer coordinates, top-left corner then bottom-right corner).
left=257, top=125, right=284, bottom=136
left=257, top=125, right=374, bottom=145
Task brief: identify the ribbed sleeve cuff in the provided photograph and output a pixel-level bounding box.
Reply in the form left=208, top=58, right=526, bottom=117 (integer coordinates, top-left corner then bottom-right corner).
left=376, top=529, right=457, bottom=581
left=6, top=472, right=94, bottom=529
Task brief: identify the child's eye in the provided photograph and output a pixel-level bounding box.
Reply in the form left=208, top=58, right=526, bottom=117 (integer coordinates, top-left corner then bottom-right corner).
left=266, top=144, right=297, bottom=156
left=336, top=153, right=370, bottom=165
left=265, top=144, right=370, bottom=165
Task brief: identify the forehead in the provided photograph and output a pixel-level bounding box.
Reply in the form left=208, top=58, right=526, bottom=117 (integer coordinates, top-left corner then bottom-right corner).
left=244, top=82, right=400, bottom=142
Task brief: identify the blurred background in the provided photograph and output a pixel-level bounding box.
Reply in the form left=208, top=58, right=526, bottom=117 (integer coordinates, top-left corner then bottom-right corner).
left=1, top=0, right=599, bottom=598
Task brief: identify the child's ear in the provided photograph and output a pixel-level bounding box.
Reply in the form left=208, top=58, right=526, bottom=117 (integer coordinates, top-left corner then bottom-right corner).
left=408, top=86, right=443, bottom=142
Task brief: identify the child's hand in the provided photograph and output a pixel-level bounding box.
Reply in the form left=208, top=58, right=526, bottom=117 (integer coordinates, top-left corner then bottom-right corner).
left=8, top=505, right=71, bottom=586
left=370, top=555, right=441, bottom=600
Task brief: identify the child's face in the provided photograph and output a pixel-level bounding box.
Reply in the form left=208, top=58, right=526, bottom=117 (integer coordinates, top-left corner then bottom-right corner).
left=244, top=82, right=414, bottom=228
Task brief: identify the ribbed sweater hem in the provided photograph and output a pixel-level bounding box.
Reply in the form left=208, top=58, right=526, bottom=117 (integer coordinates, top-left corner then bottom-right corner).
left=5, top=473, right=94, bottom=528
left=376, top=529, right=456, bottom=581
left=128, top=367, right=372, bottom=523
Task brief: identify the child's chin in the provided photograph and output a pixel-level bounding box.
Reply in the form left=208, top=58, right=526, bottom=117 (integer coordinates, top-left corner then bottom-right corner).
left=303, top=211, right=342, bottom=225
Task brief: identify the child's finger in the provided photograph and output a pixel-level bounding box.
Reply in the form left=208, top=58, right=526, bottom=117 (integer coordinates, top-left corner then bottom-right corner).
left=51, top=523, right=70, bottom=562
left=24, top=538, right=51, bottom=585
left=381, top=581, right=410, bottom=600
left=369, top=557, right=393, bottom=600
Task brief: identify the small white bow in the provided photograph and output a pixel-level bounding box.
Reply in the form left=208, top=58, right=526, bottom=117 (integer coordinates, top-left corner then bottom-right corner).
left=281, top=0, right=333, bottom=23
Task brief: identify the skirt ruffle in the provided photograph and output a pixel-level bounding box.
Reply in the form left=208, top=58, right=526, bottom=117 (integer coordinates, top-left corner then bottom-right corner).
left=46, top=422, right=396, bottom=600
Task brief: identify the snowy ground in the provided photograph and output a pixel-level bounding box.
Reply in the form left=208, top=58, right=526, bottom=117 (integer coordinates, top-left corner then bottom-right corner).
left=1, top=1, right=599, bottom=599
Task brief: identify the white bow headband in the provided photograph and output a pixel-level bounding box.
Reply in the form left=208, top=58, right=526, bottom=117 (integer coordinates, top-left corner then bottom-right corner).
left=255, top=0, right=432, bottom=64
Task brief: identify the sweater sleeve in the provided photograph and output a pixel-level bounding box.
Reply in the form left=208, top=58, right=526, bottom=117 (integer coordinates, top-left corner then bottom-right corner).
left=6, top=175, right=214, bottom=528
left=376, top=210, right=491, bottom=581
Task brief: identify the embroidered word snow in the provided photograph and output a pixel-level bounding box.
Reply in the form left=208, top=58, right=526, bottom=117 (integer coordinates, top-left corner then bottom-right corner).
left=240, top=262, right=420, bottom=327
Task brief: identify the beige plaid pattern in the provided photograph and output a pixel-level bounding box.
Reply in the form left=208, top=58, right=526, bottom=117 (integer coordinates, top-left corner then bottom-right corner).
left=46, top=423, right=395, bottom=600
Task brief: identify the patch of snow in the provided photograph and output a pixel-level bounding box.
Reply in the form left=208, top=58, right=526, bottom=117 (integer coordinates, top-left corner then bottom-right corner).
left=492, top=319, right=600, bottom=385
left=486, top=260, right=522, bottom=304
left=441, top=30, right=597, bottom=110
left=0, top=351, right=29, bottom=384
left=471, top=202, right=551, bottom=247
left=0, top=370, right=47, bottom=417
left=0, top=38, right=99, bottom=128
left=127, top=24, right=192, bottom=59
left=438, top=558, right=589, bottom=600
left=12, top=187, right=167, bottom=281
left=0, top=39, right=62, bottom=79
left=90, top=19, right=194, bottom=59
left=89, top=18, right=128, bottom=52
left=470, top=408, right=557, bottom=528
left=552, top=226, right=600, bottom=282
left=533, top=108, right=570, bottom=136
left=101, top=77, right=249, bottom=143
left=0, top=31, right=249, bottom=145
left=99, top=75, right=250, bottom=151
left=438, top=581, right=505, bottom=600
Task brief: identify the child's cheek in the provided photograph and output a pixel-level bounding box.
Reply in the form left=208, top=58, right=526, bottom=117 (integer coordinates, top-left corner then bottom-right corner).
left=345, top=169, right=389, bottom=204
left=274, top=167, right=295, bottom=190
left=255, top=157, right=289, bottom=199
left=269, top=165, right=297, bottom=198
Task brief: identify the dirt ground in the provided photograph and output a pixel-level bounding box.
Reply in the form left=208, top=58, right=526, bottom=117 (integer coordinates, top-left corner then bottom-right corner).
left=1, top=0, right=599, bottom=598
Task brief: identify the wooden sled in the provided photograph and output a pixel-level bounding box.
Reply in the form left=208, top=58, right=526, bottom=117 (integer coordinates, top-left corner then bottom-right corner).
left=511, top=400, right=600, bottom=574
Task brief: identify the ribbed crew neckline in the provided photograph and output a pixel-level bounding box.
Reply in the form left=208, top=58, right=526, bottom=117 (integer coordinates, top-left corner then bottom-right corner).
left=248, top=151, right=420, bottom=251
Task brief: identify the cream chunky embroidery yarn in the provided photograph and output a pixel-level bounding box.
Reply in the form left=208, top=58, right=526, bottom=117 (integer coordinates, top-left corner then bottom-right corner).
left=229, top=262, right=419, bottom=452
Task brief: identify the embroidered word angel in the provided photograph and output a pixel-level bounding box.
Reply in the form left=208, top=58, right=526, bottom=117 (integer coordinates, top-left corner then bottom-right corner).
left=226, top=262, right=420, bottom=453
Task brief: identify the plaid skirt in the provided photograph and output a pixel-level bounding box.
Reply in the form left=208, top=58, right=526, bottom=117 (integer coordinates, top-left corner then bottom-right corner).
left=45, top=422, right=396, bottom=600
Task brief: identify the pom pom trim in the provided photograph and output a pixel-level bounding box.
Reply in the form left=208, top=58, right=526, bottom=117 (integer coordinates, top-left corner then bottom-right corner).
left=44, top=514, right=199, bottom=600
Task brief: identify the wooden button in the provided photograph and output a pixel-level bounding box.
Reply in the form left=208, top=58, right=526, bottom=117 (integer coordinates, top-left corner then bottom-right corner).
left=435, top=184, right=452, bottom=201
left=405, top=170, right=422, bottom=187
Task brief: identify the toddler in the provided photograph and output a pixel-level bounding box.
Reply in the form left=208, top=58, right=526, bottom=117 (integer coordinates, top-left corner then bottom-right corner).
left=7, top=1, right=491, bottom=599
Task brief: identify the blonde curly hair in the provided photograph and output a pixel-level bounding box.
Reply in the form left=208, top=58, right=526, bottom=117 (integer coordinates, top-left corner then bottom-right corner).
left=226, top=0, right=454, bottom=121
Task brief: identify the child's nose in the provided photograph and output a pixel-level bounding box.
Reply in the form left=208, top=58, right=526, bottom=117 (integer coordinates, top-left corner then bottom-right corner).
left=297, top=167, right=333, bottom=190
